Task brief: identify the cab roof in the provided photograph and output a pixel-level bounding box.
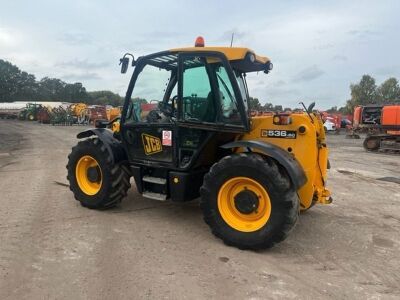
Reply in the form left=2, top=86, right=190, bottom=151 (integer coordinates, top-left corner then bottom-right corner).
left=172, top=46, right=271, bottom=73
left=170, top=47, right=270, bottom=64
left=141, top=46, right=272, bottom=73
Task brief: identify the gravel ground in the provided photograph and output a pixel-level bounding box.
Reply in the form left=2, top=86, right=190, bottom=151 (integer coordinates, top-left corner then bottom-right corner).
left=0, top=119, right=399, bottom=299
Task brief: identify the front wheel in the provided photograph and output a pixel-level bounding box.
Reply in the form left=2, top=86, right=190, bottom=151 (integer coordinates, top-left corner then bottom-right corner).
left=67, top=138, right=131, bottom=209
left=200, top=153, right=299, bottom=250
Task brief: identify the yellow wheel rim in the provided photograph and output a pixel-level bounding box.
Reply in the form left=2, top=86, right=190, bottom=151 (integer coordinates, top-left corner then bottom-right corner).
left=217, top=177, right=271, bottom=232
left=75, top=155, right=102, bottom=195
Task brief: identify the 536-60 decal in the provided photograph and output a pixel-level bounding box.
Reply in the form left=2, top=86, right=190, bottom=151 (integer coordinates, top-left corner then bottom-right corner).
left=261, top=129, right=297, bottom=139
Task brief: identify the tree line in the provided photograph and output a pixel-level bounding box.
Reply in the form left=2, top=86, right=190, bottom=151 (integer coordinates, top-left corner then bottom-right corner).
left=249, top=97, right=291, bottom=112
left=0, top=59, right=124, bottom=107
left=327, top=75, right=400, bottom=114
left=251, top=75, right=400, bottom=115
left=2, top=59, right=399, bottom=112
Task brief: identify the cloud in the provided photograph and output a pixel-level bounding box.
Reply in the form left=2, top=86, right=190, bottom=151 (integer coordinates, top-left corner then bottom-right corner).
left=293, top=65, right=324, bottom=82
left=59, top=32, right=93, bottom=46
left=61, top=72, right=101, bottom=81
left=313, top=43, right=334, bottom=50
left=1, top=0, right=400, bottom=110
left=216, top=29, right=249, bottom=45
left=55, top=59, right=110, bottom=70
left=375, top=65, right=400, bottom=76
left=332, top=55, right=348, bottom=61
left=146, top=31, right=183, bottom=40
left=273, top=80, right=286, bottom=87
left=348, top=29, right=379, bottom=37
left=347, top=29, right=380, bottom=44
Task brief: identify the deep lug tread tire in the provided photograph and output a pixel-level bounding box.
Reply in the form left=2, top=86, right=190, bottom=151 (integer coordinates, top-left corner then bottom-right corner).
left=66, top=138, right=131, bottom=209
left=200, top=153, right=299, bottom=250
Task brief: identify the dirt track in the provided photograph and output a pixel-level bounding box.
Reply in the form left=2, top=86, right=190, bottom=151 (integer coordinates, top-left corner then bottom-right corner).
left=0, top=119, right=399, bottom=299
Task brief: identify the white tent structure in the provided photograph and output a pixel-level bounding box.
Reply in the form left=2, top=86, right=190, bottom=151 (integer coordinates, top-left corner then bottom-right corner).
left=0, top=101, right=70, bottom=110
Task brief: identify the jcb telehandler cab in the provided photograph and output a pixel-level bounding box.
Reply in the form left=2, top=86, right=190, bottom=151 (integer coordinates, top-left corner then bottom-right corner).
left=67, top=37, right=332, bottom=249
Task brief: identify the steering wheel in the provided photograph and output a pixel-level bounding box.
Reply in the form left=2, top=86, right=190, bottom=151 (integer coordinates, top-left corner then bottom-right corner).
left=159, top=95, right=177, bottom=117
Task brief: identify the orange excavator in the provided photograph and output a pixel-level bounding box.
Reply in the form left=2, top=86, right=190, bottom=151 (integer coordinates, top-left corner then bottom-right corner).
left=353, top=104, right=400, bottom=152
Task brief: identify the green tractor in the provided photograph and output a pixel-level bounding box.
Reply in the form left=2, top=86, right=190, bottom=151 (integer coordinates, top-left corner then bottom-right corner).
left=18, top=103, right=42, bottom=121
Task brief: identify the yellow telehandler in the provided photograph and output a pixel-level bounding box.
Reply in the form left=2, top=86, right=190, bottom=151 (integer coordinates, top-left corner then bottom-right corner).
left=67, top=37, right=331, bottom=249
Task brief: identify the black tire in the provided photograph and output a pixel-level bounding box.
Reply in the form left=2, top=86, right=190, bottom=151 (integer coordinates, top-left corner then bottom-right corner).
left=200, top=153, right=299, bottom=250
left=27, top=113, right=35, bottom=121
left=66, top=138, right=131, bottom=209
left=363, top=136, right=380, bottom=151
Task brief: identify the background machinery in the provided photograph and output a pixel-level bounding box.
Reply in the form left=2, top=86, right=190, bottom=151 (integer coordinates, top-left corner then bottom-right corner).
left=69, top=103, right=88, bottom=124
left=66, top=38, right=332, bottom=249
left=352, top=104, right=400, bottom=152
left=106, top=106, right=122, bottom=121
left=79, top=105, right=108, bottom=124
left=18, top=103, right=42, bottom=121
left=37, top=105, right=51, bottom=123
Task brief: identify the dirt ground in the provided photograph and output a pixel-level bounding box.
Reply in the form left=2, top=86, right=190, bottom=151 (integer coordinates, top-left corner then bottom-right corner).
left=0, top=119, right=399, bottom=300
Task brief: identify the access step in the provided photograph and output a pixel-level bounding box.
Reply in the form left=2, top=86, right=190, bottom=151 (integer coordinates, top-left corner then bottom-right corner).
left=142, top=176, right=167, bottom=185
left=142, top=191, right=167, bottom=201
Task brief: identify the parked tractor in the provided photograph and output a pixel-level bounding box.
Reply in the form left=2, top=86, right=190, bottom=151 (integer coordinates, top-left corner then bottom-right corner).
left=66, top=38, right=332, bottom=249
left=18, top=103, right=42, bottom=121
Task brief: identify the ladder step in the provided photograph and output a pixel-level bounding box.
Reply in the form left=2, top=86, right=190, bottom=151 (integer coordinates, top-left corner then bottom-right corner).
left=142, top=191, right=167, bottom=201
left=142, top=176, right=167, bottom=185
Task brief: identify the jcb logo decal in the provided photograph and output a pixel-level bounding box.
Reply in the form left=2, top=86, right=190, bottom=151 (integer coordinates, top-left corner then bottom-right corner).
left=142, top=134, right=162, bottom=155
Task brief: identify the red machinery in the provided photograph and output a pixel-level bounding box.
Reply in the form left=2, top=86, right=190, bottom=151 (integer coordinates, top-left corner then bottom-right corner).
left=37, top=106, right=51, bottom=124
left=82, top=105, right=108, bottom=124
left=352, top=105, right=400, bottom=152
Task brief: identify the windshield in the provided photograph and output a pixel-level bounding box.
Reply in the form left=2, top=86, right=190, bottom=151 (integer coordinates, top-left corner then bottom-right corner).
left=235, top=72, right=249, bottom=111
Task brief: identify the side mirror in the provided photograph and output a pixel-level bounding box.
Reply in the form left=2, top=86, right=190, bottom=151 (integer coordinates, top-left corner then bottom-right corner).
left=307, top=102, right=316, bottom=113
left=119, top=53, right=135, bottom=74
left=120, top=57, right=129, bottom=74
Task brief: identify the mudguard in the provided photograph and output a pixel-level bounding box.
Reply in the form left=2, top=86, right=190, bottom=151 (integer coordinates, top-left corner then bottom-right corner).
left=77, top=128, right=127, bottom=164
left=221, top=140, right=307, bottom=189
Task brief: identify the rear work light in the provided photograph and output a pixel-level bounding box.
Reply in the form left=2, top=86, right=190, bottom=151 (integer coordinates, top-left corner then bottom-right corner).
left=273, top=114, right=292, bottom=125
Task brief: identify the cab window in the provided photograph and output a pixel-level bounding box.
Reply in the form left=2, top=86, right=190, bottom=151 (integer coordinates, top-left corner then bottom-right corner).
left=181, top=55, right=243, bottom=127
left=181, top=57, right=215, bottom=122
left=126, top=63, right=173, bottom=123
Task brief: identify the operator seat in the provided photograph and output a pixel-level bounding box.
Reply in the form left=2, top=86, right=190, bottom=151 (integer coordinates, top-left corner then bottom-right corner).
left=203, top=91, right=217, bottom=122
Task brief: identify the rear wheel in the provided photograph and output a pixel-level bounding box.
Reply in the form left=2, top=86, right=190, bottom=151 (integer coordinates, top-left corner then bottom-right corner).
left=67, top=138, right=131, bottom=209
left=200, top=153, right=299, bottom=249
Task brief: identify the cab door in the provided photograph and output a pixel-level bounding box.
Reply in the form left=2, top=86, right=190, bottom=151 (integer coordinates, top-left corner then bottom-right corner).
left=121, top=59, right=177, bottom=166
left=174, top=52, right=248, bottom=169
left=177, top=52, right=249, bottom=130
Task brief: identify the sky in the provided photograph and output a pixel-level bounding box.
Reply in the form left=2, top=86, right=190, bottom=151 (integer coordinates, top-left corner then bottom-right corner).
left=0, top=0, right=399, bottom=109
